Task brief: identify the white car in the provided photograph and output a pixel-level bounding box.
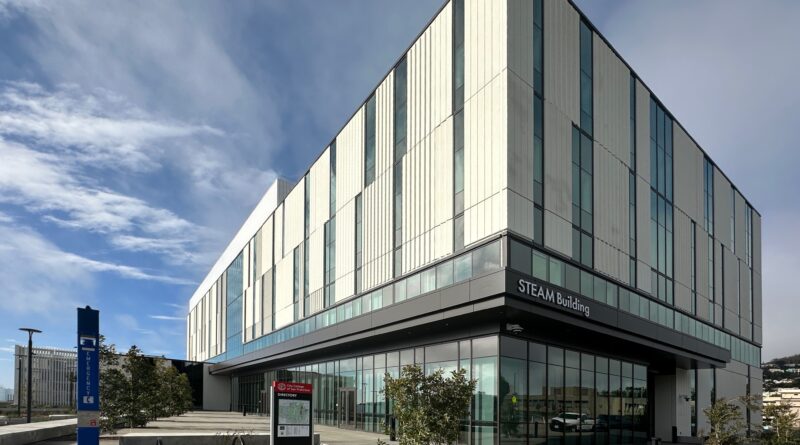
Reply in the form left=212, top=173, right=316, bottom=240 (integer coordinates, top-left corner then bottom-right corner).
left=549, top=412, right=596, bottom=432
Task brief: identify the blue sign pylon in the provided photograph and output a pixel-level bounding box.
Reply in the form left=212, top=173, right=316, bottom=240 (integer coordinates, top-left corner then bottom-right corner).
left=77, top=306, right=100, bottom=445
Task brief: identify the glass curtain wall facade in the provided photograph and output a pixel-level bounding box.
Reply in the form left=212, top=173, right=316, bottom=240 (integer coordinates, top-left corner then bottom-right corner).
left=649, top=99, right=674, bottom=306
left=532, top=0, right=544, bottom=246
left=231, top=335, right=649, bottom=445
left=453, top=0, right=465, bottom=251
left=226, top=253, right=244, bottom=358
left=572, top=20, right=594, bottom=268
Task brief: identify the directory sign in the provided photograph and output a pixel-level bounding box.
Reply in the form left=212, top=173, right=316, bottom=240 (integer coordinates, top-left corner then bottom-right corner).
left=270, top=381, right=313, bottom=445
left=77, top=306, right=100, bottom=445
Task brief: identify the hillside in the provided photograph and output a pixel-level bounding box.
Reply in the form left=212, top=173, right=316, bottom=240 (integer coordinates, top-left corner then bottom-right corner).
left=763, top=353, right=800, bottom=391
left=768, top=354, right=800, bottom=367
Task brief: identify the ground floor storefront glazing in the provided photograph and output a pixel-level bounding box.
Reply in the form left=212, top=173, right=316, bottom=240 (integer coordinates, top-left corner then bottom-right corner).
left=230, top=334, right=649, bottom=445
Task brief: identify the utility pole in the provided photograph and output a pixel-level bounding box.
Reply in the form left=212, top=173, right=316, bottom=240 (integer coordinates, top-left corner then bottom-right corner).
left=19, top=328, right=42, bottom=424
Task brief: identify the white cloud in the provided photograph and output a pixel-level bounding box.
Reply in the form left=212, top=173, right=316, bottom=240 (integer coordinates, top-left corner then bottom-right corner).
left=0, top=221, right=192, bottom=316
left=0, top=346, right=14, bottom=353
left=149, top=315, right=184, bottom=321
left=0, top=136, right=211, bottom=266
left=0, top=82, right=222, bottom=172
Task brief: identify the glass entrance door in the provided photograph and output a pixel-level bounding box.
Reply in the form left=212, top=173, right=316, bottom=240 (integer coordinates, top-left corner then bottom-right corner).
left=338, top=387, right=356, bottom=429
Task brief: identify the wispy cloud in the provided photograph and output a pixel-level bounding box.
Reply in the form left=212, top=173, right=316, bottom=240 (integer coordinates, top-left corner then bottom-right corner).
left=149, top=315, right=184, bottom=321
left=0, top=82, right=222, bottom=172
left=0, top=346, right=14, bottom=353
left=0, top=133, right=208, bottom=266
left=0, top=221, right=191, bottom=316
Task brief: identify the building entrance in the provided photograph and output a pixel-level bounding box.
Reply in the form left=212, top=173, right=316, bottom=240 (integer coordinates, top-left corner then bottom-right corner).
left=338, top=387, right=356, bottom=429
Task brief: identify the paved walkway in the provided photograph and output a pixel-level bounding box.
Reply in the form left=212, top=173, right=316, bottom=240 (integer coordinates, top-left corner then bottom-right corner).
left=27, top=411, right=396, bottom=445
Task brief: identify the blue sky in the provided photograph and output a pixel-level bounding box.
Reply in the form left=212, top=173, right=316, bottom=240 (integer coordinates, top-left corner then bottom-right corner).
left=0, top=0, right=797, bottom=389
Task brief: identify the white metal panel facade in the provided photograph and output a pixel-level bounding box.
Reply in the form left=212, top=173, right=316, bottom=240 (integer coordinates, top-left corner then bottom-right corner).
left=464, top=0, right=507, bottom=104
left=274, top=204, right=284, bottom=261
left=505, top=0, right=535, bottom=240
left=714, top=167, right=733, bottom=252
left=401, top=7, right=455, bottom=273
left=673, top=209, right=692, bottom=302
left=753, top=212, right=762, bottom=273
left=274, top=253, right=293, bottom=329
left=337, top=110, right=364, bottom=214
left=260, top=216, right=274, bottom=275
left=507, top=0, right=533, bottom=87
left=284, top=178, right=305, bottom=254
left=310, top=149, right=330, bottom=233
left=335, top=198, right=355, bottom=303
left=544, top=0, right=579, bottom=125
left=593, top=34, right=630, bottom=167
left=464, top=71, right=508, bottom=246
left=543, top=99, right=573, bottom=257
left=594, top=141, right=630, bottom=276
left=634, top=80, right=651, bottom=184
left=734, top=190, right=746, bottom=260
left=507, top=71, right=534, bottom=217
left=673, top=125, right=702, bottom=225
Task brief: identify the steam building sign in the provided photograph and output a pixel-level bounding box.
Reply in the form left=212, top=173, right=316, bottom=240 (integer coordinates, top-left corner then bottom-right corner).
left=270, top=381, right=313, bottom=445
left=517, top=278, right=591, bottom=318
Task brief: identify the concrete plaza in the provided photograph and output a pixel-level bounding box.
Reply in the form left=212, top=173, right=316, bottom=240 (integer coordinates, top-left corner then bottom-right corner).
left=27, top=411, right=396, bottom=445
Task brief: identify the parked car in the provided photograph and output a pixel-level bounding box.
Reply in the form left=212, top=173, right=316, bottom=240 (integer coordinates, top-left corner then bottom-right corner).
left=549, top=412, right=596, bottom=432
left=0, top=415, right=8, bottom=426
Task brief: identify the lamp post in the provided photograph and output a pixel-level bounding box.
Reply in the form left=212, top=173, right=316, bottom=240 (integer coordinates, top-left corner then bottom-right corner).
left=19, top=328, right=42, bottom=424
left=16, top=354, right=22, bottom=418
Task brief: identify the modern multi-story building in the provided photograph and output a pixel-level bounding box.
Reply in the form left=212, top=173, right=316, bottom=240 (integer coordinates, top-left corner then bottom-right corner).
left=186, top=0, right=763, bottom=443
left=0, top=386, right=13, bottom=403
left=763, top=388, right=800, bottom=428
left=14, top=345, right=76, bottom=408
left=12, top=346, right=206, bottom=410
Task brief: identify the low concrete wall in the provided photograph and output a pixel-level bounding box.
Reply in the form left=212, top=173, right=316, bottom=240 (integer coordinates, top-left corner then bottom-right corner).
left=118, top=433, right=320, bottom=445
left=0, top=418, right=76, bottom=445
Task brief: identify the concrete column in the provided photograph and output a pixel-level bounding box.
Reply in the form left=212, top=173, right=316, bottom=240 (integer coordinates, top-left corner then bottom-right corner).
left=654, top=369, right=692, bottom=440
left=202, top=364, right=232, bottom=411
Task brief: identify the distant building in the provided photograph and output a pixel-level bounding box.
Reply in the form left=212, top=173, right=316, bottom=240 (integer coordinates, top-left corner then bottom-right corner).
left=13, top=344, right=206, bottom=409
left=0, top=386, right=13, bottom=402
left=764, top=388, right=800, bottom=427
left=13, top=345, right=76, bottom=408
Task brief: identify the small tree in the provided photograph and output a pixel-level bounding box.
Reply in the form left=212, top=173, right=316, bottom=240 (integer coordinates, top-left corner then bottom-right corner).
left=159, top=365, right=194, bottom=417
left=383, top=364, right=476, bottom=445
left=763, top=401, right=799, bottom=445
left=704, top=398, right=745, bottom=445
left=99, top=339, right=195, bottom=432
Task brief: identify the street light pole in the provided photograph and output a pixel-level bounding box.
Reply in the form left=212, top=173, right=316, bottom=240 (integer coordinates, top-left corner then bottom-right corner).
left=16, top=355, right=22, bottom=418
left=19, top=328, right=42, bottom=424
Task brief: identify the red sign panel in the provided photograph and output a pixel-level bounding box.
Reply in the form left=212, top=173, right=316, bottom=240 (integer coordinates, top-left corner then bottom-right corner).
left=272, top=381, right=313, bottom=394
